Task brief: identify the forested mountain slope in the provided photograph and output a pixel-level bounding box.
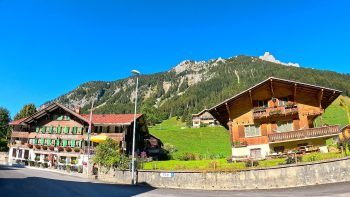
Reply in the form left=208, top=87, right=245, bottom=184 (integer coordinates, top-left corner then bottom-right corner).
left=47, top=55, right=350, bottom=124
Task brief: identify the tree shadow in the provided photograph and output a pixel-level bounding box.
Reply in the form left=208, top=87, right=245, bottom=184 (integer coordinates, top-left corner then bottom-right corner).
left=0, top=176, right=155, bottom=197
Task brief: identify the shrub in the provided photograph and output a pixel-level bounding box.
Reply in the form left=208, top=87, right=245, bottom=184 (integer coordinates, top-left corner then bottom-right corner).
left=93, top=138, right=124, bottom=170
left=245, top=159, right=259, bottom=167
left=0, top=139, right=9, bottom=152
left=35, top=162, right=41, bottom=167
left=163, top=143, right=177, bottom=159
left=285, top=154, right=302, bottom=164
left=42, top=145, right=47, bottom=150
left=35, top=145, right=41, bottom=149
left=177, top=152, right=196, bottom=161
left=77, top=165, right=83, bottom=173
left=66, top=164, right=71, bottom=173
left=49, top=146, right=54, bottom=151
left=27, top=144, right=33, bottom=149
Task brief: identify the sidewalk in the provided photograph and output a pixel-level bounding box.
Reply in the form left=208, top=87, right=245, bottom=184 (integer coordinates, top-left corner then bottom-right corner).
left=23, top=165, right=88, bottom=179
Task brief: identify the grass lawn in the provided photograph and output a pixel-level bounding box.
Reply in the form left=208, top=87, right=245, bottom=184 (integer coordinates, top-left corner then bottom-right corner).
left=315, top=95, right=350, bottom=127
left=149, top=118, right=231, bottom=158
left=142, top=152, right=343, bottom=171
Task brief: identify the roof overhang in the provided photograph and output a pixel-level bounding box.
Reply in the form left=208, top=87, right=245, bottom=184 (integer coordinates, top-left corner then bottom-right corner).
left=208, top=77, right=342, bottom=130
left=19, top=102, right=90, bottom=125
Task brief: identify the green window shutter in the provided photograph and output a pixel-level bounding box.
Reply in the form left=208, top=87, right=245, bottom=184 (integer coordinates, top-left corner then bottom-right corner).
left=42, top=127, right=46, bottom=133
left=66, top=115, right=70, bottom=120
left=72, top=127, right=77, bottom=134
left=57, top=126, right=61, bottom=134
left=36, top=127, right=40, bottom=133
left=71, top=140, right=75, bottom=147
left=64, top=126, right=69, bottom=134
left=76, top=140, right=81, bottom=147
left=33, top=139, right=37, bottom=145
left=55, top=139, right=60, bottom=147
left=49, top=126, right=53, bottom=133
left=47, top=139, right=51, bottom=146
left=62, top=140, right=67, bottom=147
left=78, top=127, right=83, bottom=134
left=40, top=138, right=44, bottom=145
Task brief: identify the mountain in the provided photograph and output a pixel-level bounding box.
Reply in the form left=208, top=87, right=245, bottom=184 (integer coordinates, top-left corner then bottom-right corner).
left=48, top=53, right=350, bottom=125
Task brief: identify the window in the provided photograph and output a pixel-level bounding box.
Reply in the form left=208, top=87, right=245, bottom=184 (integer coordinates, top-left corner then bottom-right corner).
left=258, top=100, right=268, bottom=107
left=278, top=97, right=289, bottom=106
left=12, top=148, right=17, bottom=157
left=63, top=115, right=71, bottom=120
left=276, top=121, right=293, bottom=132
left=244, top=125, right=261, bottom=137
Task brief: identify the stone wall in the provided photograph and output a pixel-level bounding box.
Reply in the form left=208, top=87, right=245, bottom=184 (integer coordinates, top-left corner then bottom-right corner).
left=96, top=157, right=350, bottom=190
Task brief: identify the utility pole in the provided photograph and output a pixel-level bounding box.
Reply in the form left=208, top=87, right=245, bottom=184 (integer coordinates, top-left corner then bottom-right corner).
left=131, top=69, right=140, bottom=185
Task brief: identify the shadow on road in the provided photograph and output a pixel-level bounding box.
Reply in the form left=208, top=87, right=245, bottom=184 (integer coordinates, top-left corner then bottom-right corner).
left=0, top=165, right=19, bottom=170
left=0, top=176, right=155, bottom=197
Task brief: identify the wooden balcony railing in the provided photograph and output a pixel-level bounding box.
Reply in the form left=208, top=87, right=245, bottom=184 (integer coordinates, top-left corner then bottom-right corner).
left=268, top=125, right=340, bottom=143
left=253, top=104, right=298, bottom=119
left=11, top=131, right=30, bottom=138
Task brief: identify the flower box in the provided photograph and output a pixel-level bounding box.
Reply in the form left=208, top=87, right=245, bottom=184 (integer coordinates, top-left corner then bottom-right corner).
left=35, top=145, right=41, bottom=149
left=57, top=146, right=64, bottom=152
left=42, top=145, right=48, bottom=150
left=49, top=146, right=54, bottom=151
left=65, top=147, right=72, bottom=152
left=73, top=147, right=80, bottom=153
left=27, top=144, right=33, bottom=149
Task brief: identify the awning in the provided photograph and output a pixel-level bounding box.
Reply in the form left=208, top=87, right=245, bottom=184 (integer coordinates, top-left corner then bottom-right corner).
left=90, top=134, right=108, bottom=143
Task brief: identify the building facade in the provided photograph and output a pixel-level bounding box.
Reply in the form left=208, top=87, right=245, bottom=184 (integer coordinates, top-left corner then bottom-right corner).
left=192, top=110, right=218, bottom=128
left=208, top=77, right=342, bottom=159
left=8, top=102, right=151, bottom=167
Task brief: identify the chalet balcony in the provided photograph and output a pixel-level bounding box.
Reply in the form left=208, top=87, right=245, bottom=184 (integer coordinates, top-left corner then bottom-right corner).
left=253, top=104, right=298, bottom=119
left=11, top=131, right=30, bottom=138
left=268, top=125, right=340, bottom=143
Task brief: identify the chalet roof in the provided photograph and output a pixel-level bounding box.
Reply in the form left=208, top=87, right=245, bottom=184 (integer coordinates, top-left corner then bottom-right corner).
left=192, top=109, right=208, bottom=117
left=9, top=117, right=27, bottom=125
left=208, top=77, right=342, bottom=129
left=9, top=102, right=143, bottom=126
left=80, top=114, right=142, bottom=125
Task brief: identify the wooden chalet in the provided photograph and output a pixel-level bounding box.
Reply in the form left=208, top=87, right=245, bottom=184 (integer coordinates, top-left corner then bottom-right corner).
left=192, top=109, right=218, bottom=128
left=8, top=102, right=154, bottom=166
left=208, top=77, right=342, bottom=159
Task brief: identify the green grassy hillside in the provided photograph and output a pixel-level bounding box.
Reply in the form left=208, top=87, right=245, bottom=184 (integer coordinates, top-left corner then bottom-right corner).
left=149, top=118, right=231, bottom=158
left=315, top=95, right=350, bottom=127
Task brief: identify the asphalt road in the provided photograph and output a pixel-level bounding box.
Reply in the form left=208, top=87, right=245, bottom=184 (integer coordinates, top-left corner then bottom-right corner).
left=1, top=165, right=350, bottom=197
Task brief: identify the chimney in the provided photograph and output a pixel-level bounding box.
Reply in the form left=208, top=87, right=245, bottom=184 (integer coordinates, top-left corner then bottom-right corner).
left=75, top=107, right=81, bottom=114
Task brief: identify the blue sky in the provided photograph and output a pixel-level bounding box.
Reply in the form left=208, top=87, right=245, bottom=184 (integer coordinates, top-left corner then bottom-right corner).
left=0, top=0, right=349, bottom=117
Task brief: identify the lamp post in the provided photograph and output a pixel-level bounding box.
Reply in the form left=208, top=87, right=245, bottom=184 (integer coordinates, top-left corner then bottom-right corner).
left=131, top=69, right=140, bottom=184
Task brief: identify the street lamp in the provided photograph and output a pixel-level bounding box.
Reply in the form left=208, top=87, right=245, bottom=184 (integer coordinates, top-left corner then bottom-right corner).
left=131, top=69, right=140, bottom=184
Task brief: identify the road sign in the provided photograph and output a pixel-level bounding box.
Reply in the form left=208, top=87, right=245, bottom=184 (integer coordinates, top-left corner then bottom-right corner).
left=160, top=172, right=174, bottom=178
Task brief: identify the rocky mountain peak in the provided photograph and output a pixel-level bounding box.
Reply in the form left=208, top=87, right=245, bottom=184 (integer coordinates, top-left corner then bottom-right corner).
left=259, top=52, right=300, bottom=67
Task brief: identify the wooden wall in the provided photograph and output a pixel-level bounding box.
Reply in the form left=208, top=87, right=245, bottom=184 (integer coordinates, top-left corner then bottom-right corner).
left=228, top=83, right=324, bottom=146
